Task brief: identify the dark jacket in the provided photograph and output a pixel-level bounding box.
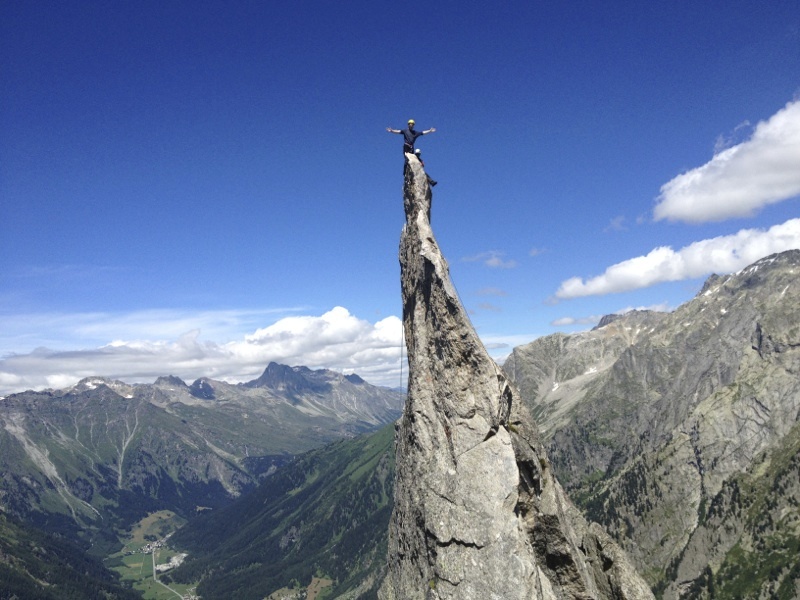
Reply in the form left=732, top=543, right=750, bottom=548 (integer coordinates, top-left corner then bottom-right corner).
left=401, top=127, right=424, bottom=152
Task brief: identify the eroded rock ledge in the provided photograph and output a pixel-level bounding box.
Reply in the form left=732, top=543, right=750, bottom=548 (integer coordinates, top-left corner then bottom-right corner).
left=379, top=155, right=654, bottom=600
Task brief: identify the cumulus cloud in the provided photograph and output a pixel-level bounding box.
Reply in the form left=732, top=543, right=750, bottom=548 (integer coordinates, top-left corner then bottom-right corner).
left=0, top=307, right=404, bottom=395
left=654, top=100, right=800, bottom=223
left=555, top=218, right=800, bottom=299
left=463, top=250, right=517, bottom=269
left=0, top=308, right=302, bottom=356
left=713, top=120, right=751, bottom=155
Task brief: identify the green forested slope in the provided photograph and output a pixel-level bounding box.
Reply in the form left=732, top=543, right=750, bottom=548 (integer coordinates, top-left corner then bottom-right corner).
left=170, top=423, right=396, bottom=599
left=0, top=514, right=141, bottom=600
left=661, top=421, right=800, bottom=599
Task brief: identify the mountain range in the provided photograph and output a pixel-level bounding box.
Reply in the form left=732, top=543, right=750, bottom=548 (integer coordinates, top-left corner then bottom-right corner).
left=504, top=249, right=800, bottom=598
left=2, top=250, right=799, bottom=599
left=0, top=361, right=403, bottom=550
left=172, top=250, right=799, bottom=599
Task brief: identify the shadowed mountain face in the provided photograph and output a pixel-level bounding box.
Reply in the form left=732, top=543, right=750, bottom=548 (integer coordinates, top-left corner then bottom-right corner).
left=0, top=363, right=403, bottom=544
left=505, top=250, right=800, bottom=598
left=0, top=513, right=141, bottom=600
left=380, top=154, right=653, bottom=599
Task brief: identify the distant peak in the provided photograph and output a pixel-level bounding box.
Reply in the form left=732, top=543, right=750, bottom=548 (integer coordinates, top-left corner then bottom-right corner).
left=189, top=378, right=215, bottom=400
left=594, top=313, right=622, bottom=329
left=75, top=377, right=111, bottom=389
left=593, top=309, right=663, bottom=331
left=702, top=249, right=800, bottom=297
left=245, top=362, right=332, bottom=394
left=155, top=375, right=187, bottom=387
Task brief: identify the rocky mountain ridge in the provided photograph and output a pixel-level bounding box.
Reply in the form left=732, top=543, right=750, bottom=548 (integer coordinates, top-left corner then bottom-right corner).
left=380, top=153, right=653, bottom=599
left=505, top=249, right=800, bottom=597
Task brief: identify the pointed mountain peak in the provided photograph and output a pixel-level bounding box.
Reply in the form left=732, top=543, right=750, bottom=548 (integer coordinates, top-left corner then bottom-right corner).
left=380, top=155, right=653, bottom=599
left=245, top=362, right=332, bottom=394
left=189, top=378, right=215, bottom=399
left=155, top=375, right=188, bottom=388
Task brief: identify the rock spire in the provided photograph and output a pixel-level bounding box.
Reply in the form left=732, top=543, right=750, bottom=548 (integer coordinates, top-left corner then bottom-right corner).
left=379, top=155, right=654, bottom=599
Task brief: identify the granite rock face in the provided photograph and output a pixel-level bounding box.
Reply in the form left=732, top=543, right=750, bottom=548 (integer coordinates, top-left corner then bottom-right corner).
left=379, top=155, right=653, bottom=600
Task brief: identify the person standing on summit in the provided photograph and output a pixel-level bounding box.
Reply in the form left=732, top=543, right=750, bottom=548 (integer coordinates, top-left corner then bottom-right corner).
left=386, top=119, right=436, bottom=154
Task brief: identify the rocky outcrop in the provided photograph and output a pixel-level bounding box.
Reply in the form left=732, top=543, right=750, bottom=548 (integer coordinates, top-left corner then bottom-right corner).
left=379, top=154, right=653, bottom=599
left=504, top=310, right=667, bottom=441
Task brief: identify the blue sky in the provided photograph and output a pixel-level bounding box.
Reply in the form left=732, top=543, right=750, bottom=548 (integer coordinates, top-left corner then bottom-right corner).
left=2, top=1, right=799, bottom=394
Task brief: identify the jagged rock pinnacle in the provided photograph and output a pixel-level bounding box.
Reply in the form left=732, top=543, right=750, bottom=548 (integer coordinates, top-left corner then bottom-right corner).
left=380, top=155, right=654, bottom=599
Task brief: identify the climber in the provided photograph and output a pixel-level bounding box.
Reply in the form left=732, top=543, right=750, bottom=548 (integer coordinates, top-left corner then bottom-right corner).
left=386, top=119, right=436, bottom=154
left=414, top=149, right=437, bottom=187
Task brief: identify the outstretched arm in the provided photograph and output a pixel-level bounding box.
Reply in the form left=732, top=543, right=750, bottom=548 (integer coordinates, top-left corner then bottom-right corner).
left=423, top=127, right=436, bottom=134
left=386, top=127, right=401, bottom=133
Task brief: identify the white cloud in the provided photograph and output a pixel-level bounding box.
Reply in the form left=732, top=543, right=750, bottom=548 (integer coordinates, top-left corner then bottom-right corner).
left=480, top=332, right=543, bottom=366
left=551, top=303, right=672, bottom=328
left=713, top=120, right=751, bottom=155
left=11, top=263, right=121, bottom=281
left=0, top=308, right=304, bottom=356
left=0, top=307, right=405, bottom=395
left=604, top=216, right=628, bottom=232
left=555, top=218, right=800, bottom=299
left=617, top=302, right=673, bottom=314
left=654, top=100, right=800, bottom=223
left=477, top=302, right=502, bottom=312
left=476, top=287, right=508, bottom=296
left=551, top=315, right=603, bottom=327
left=463, top=250, right=517, bottom=269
